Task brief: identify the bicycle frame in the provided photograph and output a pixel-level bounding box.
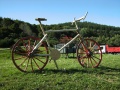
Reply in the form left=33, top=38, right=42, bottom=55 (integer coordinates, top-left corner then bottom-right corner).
left=34, top=30, right=79, bottom=50
left=32, top=12, right=88, bottom=57
left=31, top=12, right=88, bottom=69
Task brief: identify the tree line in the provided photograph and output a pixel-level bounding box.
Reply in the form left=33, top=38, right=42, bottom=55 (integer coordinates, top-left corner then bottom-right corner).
left=0, top=17, right=120, bottom=48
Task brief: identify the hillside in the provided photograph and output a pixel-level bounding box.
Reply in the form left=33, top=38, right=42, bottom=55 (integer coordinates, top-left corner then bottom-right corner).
left=0, top=17, right=120, bottom=47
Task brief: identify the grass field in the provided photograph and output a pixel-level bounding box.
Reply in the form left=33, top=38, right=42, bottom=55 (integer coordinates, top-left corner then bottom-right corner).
left=0, top=49, right=120, bottom=90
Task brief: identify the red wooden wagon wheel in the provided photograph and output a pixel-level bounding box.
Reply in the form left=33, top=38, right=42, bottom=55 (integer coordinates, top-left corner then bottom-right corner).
left=77, top=38, right=102, bottom=68
left=12, top=36, right=49, bottom=72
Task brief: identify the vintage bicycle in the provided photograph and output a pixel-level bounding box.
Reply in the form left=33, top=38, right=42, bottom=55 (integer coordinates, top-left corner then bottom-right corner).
left=12, top=12, right=102, bottom=72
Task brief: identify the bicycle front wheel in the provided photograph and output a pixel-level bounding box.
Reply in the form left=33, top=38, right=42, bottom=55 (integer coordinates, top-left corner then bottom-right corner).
left=77, top=38, right=102, bottom=68
left=12, top=36, right=49, bottom=72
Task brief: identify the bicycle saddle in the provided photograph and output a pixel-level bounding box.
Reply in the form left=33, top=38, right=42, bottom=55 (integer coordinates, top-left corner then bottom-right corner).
left=35, top=18, right=47, bottom=21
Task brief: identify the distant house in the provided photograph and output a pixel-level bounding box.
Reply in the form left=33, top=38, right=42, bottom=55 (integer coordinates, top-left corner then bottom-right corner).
left=54, top=43, right=76, bottom=58
left=54, top=35, right=77, bottom=58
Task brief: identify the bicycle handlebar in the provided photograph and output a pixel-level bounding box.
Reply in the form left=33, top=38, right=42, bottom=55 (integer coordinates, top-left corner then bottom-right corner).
left=72, top=12, right=88, bottom=24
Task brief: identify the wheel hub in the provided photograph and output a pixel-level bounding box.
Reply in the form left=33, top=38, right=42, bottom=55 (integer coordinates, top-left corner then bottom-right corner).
left=27, top=52, right=33, bottom=58
left=87, top=50, right=93, bottom=57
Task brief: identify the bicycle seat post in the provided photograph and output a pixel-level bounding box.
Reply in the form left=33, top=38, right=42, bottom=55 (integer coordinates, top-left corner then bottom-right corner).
left=35, top=18, right=47, bottom=35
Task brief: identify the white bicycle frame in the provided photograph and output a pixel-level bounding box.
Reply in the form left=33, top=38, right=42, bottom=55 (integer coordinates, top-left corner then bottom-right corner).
left=33, top=12, right=88, bottom=51
left=32, top=12, right=88, bottom=68
left=33, top=30, right=80, bottom=52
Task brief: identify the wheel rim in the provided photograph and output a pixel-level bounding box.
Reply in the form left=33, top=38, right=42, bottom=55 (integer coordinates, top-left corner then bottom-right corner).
left=12, top=36, right=49, bottom=72
left=77, top=39, right=102, bottom=68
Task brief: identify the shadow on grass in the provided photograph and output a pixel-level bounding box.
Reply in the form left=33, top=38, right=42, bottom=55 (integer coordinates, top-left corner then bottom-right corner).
left=34, top=65, right=120, bottom=75
left=97, top=65, right=120, bottom=75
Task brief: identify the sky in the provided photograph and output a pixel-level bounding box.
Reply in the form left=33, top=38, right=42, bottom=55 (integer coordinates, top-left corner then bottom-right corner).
left=0, top=0, right=120, bottom=27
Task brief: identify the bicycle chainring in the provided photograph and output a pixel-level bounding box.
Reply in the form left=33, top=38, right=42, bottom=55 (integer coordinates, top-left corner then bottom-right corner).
left=50, top=49, right=60, bottom=60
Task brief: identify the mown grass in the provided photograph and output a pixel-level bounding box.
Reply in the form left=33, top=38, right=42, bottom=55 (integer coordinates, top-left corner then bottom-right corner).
left=0, top=49, right=120, bottom=90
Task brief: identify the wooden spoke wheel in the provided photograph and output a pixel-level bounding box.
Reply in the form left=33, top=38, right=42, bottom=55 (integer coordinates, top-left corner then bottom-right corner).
left=12, top=36, right=49, bottom=72
left=77, top=39, right=102, bottom=68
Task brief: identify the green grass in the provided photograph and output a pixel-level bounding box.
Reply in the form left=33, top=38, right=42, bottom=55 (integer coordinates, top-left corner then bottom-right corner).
left=0, top=49, right=120, bottom=90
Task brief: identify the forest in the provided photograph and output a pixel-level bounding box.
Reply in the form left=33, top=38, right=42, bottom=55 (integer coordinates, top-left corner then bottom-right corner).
left=0, top=17, right=120, bottom=48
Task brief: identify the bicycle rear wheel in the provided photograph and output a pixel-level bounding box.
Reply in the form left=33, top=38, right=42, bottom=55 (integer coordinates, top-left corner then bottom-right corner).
left=12, top=36, right=49, bottom=72
left=77, top=38, right=102, bottom=68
